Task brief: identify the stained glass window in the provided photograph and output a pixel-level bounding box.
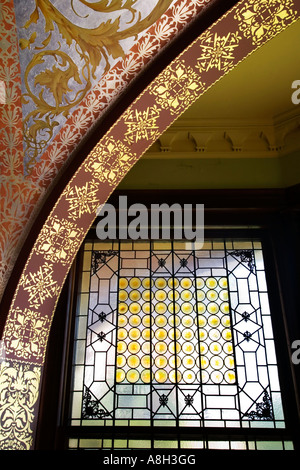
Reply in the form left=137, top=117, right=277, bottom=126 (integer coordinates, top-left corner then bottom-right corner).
left=68, top=239, right=292, bottom=450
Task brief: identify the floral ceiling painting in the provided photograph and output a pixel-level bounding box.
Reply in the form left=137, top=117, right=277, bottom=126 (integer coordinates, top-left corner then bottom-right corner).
left=0, top=0, right=210, bottom=300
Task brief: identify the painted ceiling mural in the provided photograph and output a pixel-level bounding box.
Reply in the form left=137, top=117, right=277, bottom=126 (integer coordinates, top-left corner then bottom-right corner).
left=0, top=0, right=299, bottom=450
left=0, top=0, right=211, bottom=300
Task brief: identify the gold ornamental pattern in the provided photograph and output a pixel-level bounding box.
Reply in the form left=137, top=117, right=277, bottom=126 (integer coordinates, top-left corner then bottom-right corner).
left=149, top=61, right=204, bottom=115
left=196, top=31, right=241, bottom=73
left=234, top=0, right=297, bottom=45
left=34, top=215, right=84, bottom=266
left=20, top=262, right=60, bottom=310
left=0, top=361, right=41, bottom=450
left=3, top=307, right=50, bottom=363
left=84, top=137, right=137, bottom=186
left=64, top=180, right=100, bottom=219
left=123, top=105, right=161, bottom=144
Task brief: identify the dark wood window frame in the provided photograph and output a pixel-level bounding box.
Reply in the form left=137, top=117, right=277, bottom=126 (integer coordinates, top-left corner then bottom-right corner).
left=35, top=187, right=300, bottom=452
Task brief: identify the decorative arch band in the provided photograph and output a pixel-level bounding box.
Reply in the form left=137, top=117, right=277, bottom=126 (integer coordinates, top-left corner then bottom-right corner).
left=1, top=0, right=299, bottom=450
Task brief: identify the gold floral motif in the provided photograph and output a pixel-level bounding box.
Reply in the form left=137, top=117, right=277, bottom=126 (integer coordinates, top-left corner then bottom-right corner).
left=64, top=180, right=100, bottom=219
left=149, top=61, right=204, bottom=115
left=196, top=31, right=241, bottom=73
left=20, top=0, right=173, bottom=173
left=0, top=361, right=41, bottom=450
left=3, top=308, right=50, bottom=363
left=20, top=262, right=60, bottom=309
left=123, top=105, right=161, bottom=144
left=234, top=0, right=297, bottom=45
left=85, top=137, right=137, bottom=186
left=34, top=215, right=84, bottom=265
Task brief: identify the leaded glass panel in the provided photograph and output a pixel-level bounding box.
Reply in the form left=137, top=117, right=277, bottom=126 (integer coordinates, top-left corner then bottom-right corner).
left=69, top=239, right=286, bottom=448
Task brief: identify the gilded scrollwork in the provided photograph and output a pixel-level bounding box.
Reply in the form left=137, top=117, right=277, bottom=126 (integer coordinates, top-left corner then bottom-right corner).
left=34, top=215, right=84, bottom=265
left=0, top=361, right=41, bottom=450
left=3, top=307, right=50, bottom=363
left=149, top=61, right=204, bottom=115
left=17, top=0, right=173, bottom=173
left=234, top=0, right=297, bottom=45
left=84, top=136, right=137, bottom=186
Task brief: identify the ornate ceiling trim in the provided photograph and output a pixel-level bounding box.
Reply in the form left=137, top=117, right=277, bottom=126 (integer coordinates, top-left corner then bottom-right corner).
left=0, top=0, right=299, bottom=450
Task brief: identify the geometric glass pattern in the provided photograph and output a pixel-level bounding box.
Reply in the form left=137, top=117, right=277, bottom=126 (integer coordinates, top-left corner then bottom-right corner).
left=69, top=239, right=291, bottom=450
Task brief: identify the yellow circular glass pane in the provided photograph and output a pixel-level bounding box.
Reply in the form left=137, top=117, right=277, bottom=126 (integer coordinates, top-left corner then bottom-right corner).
left=116, top=369, right=125, bottom=383
left=210, top=356, right=224, bottom=370
left=155, top=328, right=167, bottom=340
left=182, top=328, right=194, bottom=340
left=225, top=355, right=235, bottom=369
left=181, top=302, right=193, bottom=314
left=129, top=302, right=141, bottom=314
left=206, top=290, right=218, bottom=301
left=119, top=290, right=128, bottom=301
left=222, top=328, right=232, bottom=341
left=118, top=303, right=128, bottom=314
left=168, top=278, right=179, bottom=288
left=129, top=277, right=141, bottom=289
left=169, top=370, right=182, bottom=383
left=196, top=278, right=205, bottom=289
left=183, top=370, right=195, bottom=384
left=129, top=314, right=141, bottom=327
left=155, top=290, right=167, bottom=301
left=182, top=315, right=193, bottom=327
left=224, top=370, right=236, bottom=384
left=168, top=290, right=179, bottom=301
left=181, top=278, right=192, bottom=289
left=141, top=355, right=152, bottom=368
left=209, top=341, right=222, bottom=354
left=155, top=314, right=167, bottom=327
left=198, top=329, right=208, bottom=341
left=142, top=314, right=153, bottom=327
left=119, top=278, right=128, bottom=289
left=223, top=342, right=233, bottom=354
left=181, top=290, right=193, bottom=301
left=196, top=315, right=207, bottom=327
left=127, top=355, right=140, bottom=368
left=209, top=329, right=221, bottom=341
left=142, top=328, right=153, bottom=341
left=201, top=357, right=209, bottom=369
left=129, top=328, right=140, bottom=340
left=129, top=290, right=141, bottom=301
left=168, top=315, right=180, bottom=327
left=208, top=315, right=220, bottom=327
left=116, top=355, right=126, bottom=368
left=142, top=278, right=153, bottom=289
left=142, top=302, right=151, bottom=314
left=195, top=302, right=206, bottom=314
left=141, top=369, right=152, bottom=383
left=182, top=356, right=195, bottom=369
left=168, top=303, right=180, bottom=314
left=207, top=302, right=219, bottom=314
left=155, top=302, right=167, bottom=314
left=206, top=277, right=217, bottom=289
left=219, top=277, right=228, bottom=289
left=219, top=289, right=229, bottom=301
left=210, top=370, right=223, bottom=384
left=182, top=342, right=194, bottom=354
left=118, top=315, right=128, bottom=327
left=117, top=328, right=128, bottom=340
left=168, top=355, right=181, bottom=368
left=127, top=369, right=140, bottom=383
left=155, top=369, right=167, bottom=383
left=117, top=341, right=127, bottom=353
left=196, top=290, right=205, bottom=301
left=168, top=328, right=181, bottom=340
left=198, top=342, right=208, bottom=355
left=142, top=342, right=152, bottom=354
left=155, top=341, right=167, bottom=354
left=221, top=315, right=231, bottom=327
left=168, top=341, right=181, bottom=354
left=142, top=290, right=153, bottom=301
left=155, top=278, right=167, bottom=289
left=128, top=341, right=140, bottom=354
left=155, top=355, right=168, bottom=368
left=220, top=302, right=229, bottom=314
